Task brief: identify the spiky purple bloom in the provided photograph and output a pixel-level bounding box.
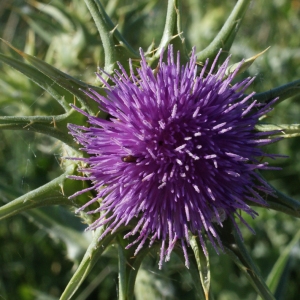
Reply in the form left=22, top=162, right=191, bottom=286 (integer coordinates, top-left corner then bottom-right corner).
left=68, top=46, right=278, bottom=268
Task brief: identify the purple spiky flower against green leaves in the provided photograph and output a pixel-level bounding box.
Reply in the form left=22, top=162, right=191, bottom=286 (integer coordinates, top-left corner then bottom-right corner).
left=68, top=46, right=278, bottom=268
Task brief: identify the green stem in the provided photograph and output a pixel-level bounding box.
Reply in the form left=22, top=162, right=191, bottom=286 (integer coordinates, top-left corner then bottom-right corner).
left=149, top=0, right=188, bottom=65
left=0, top=165, right=75, bottom=221
left=84, top=0, right=116, bottom=74
left=60, top=226, right=115, bottom=300
left=118, top=243, right=127, bottom=300
left=0, top=121, right=73, bottom=145
left=254, top=79, right=300, bottom=105
left=0, top=109, right=83, bottom=148
left=60, top=225, right=132, bottom=300
left=84, top=0, right=139, bottom=74
left=196, top=0, right=251, bottom=61
left=155, top=0, right=178, bottom=58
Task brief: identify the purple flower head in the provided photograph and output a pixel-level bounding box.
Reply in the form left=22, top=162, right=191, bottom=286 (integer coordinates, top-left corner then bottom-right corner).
left=68, top=46, right=278, bottom=268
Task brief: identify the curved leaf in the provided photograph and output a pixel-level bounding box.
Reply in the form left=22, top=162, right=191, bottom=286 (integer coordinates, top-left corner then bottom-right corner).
left=173, top=248, right=206, bottom=300
left=0, top=53, right=70, bottom=111
left=23, top=207, right=90, bottom=261
left=190, top=234, right=211, bottom=300
left=249, top=180, right=300, bottom=218
left=218, top=220, right=275, bottom=300
left=1, top=38, right=104, bottom=116
left=127, top=245, right=160, bottom=300
left=264, top=229, right=300, bottom=296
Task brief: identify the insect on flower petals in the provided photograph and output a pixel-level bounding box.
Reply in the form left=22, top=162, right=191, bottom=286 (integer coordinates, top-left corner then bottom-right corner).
left=121, top=155, right=137, bottom=163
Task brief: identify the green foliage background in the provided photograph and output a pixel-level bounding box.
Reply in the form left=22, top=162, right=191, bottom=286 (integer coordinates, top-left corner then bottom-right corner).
left=0, top=0, right=300, bottom=299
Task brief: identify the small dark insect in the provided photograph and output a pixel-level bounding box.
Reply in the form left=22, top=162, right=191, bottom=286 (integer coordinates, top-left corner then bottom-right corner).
left=121, top=155, right=137, bottom=163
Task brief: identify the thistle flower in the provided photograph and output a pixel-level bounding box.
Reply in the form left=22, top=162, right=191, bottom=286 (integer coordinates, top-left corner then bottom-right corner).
left=68, top=46, right=277, bottom=268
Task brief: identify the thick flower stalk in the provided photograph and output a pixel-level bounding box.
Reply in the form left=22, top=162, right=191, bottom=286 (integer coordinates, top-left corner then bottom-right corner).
left=68, top=46, right=278, bottom=268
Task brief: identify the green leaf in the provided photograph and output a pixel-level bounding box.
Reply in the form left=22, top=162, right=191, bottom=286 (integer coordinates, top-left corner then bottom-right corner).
left=23, top=207, right=90, bottom=261
left=134, top=266, right=175, bottom=300
left=218, top=219, right=275, bottom=300
left=30, top=1, right=74, bottom=31
left=190, top=234, right=211, bottom=300
left=173, top=247, right=206, bottom=300
left=0, top=53, right=70, bottom=111
left=249, top=179, right=300, bottom=218
left=273, top=189, right=300, bottom=217
left=256, top=228, right=300, bottom=300
left=110, top=235, right=160, bottom=300
left=74, top=266, right=113, bottom=300
left=1, top=38, right=104, bottom=116
left=127, top=245, right=160, bottom=300
left=27, top=289, right=59, bottom=300
left=23, top=14, right=60, bottom=44
left=274, top=256, right=292, bottom=300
